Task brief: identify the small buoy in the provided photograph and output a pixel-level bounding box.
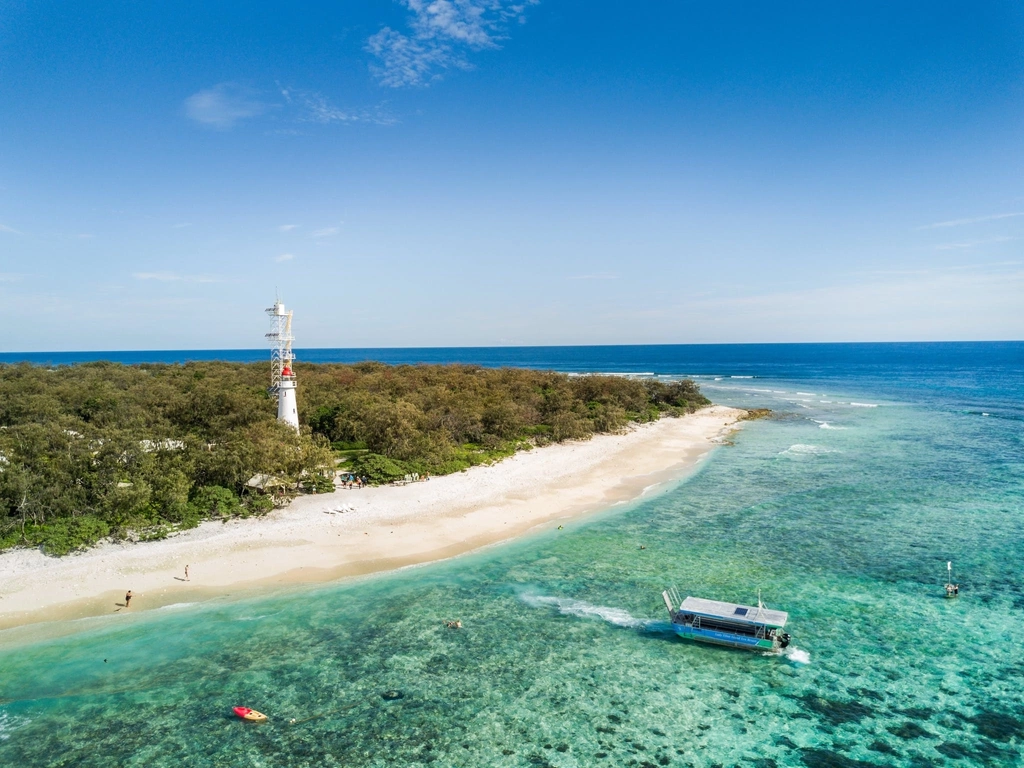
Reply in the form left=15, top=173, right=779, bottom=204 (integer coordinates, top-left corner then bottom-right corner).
left=233, top=706, right=268, bottom=722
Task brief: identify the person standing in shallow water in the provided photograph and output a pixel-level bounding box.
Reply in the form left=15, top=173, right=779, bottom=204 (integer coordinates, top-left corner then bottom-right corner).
left=124, top=590, right=133, bottom=608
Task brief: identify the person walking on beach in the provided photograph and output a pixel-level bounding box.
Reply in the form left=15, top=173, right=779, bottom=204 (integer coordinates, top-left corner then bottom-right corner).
left=185, top=564, right=190, bottom=581
left=124, top=590, right=133, bottom=608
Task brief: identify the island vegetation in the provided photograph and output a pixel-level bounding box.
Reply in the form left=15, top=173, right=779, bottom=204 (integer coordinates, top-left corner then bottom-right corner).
left=0, top=361, right=709, bottom=554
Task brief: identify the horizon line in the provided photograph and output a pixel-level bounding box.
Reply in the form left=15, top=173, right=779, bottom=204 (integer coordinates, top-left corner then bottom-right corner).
left=2, top=338, right=1023, bottom=358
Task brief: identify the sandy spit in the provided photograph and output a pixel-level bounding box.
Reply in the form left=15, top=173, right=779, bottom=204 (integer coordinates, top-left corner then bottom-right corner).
left=0, top=406, right=745, bottom=631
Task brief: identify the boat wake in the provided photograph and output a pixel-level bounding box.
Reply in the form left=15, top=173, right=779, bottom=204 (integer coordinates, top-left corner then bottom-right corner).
left=521, top=593, right=806, bottom=659
left=519, top=593, right=646, bottom=629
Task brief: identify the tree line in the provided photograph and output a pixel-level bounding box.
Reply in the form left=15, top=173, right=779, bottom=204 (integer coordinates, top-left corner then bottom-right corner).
left=0, top=360, right=709, bottom=554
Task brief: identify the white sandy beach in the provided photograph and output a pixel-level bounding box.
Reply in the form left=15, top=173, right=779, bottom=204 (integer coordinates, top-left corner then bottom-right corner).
left=0, top=406, right=745, bottom=630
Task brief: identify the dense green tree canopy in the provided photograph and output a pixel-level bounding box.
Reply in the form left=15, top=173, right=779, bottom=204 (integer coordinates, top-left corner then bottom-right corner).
left=0, top=361, right=708, bottom=554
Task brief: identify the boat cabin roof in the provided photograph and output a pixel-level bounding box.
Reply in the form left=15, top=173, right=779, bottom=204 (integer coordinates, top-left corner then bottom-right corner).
left=679, top=596, right=788, bottom=628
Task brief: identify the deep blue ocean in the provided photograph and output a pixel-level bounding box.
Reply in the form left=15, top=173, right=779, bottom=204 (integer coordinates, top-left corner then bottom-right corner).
left=1, top=342, right=1022, bottom=767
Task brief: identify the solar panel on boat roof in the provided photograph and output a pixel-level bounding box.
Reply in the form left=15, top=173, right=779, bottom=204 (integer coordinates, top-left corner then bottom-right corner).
left=679, top=596, right=788, bottom=627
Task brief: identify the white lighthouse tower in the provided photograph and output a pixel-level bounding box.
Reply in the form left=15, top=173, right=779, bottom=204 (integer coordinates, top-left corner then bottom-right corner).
left=266, top=297, right=300, bottom=432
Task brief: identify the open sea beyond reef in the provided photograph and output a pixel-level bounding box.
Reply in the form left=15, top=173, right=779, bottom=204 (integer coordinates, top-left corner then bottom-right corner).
left=1, top=342, right=1023, bottom=768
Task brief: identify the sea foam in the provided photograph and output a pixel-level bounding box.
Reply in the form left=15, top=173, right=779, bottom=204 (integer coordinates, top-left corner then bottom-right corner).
left=0, top=712, right=26, bottom=741
left=785, top=647, right=811, bottom=664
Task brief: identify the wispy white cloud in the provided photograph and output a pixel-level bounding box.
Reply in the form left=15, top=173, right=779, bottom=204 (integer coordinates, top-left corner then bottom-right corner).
left=133, top=271, right=222, bottom=283
left=570, top=272, right=619, bottom=280
left=311, top=226, right=340, bottom=238
left=278, top=224, right=300, bottom=232
left=0, top=223, right=23, bottom=234
left=0, top=273, right=22, bottom=282
left=185, top=83, right=398, bottom=130
left=603, top=262, right=1024, bottom=342
left=368, top=1, right=538, bottom=87
left=367, top=29, right=456, bottom=87
left=918, top=212, right=1024, bottom=230
left=184, top=83, right=269, bottom=129
left=275, top=253, right=295, bottom=262
left=300, top=93, right=398, bottom=125
left=935, top=236, right=1013, bottom=251
left=852, top=260, right=1022, bottom=278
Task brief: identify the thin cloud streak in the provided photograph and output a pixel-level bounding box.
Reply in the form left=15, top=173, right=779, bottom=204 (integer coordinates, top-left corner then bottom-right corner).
left=918, top=212, right=1024, bottom=229
left=935, top=236, right=1013, bottom=250
left=278, top=224, right=299, bottom=232
left=185, top=84, right=397, bottom=130
left=310, top=227, right=340, bottom=238
left=275, top=253, right=295, bottom=262
left=133, top=272, right=222, bottom=283
left=0, top=223, right=23, bottom=234
left=299, top=93, right=398, bottom=125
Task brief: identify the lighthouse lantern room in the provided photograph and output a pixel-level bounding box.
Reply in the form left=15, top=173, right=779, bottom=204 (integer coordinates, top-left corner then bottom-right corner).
left=266, top=297, right=300, bottom=431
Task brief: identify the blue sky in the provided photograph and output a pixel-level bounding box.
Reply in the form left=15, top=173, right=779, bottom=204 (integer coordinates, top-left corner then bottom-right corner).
left=2, top=1, right=1023, bottom=350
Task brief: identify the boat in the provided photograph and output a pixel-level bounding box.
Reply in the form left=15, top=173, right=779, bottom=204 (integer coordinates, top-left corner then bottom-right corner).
left=233, top=706, right=267, bottom=722
left=661, top=587, right=791, bottom=651
left=944, top=561, right=959, bottom=598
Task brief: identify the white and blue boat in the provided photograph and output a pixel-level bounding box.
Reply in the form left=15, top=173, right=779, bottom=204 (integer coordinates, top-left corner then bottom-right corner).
left=662, top=588, right=791, bottom=652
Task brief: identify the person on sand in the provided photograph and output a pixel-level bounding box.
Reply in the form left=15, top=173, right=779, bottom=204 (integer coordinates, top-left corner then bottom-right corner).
left=125, top=590, right=133, bottom=608
left=185, top=565, right=190, bottom=582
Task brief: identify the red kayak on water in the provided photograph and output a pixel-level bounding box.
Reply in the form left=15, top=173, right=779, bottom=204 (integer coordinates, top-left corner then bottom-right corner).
left=233, top=706, right=267, bottom=722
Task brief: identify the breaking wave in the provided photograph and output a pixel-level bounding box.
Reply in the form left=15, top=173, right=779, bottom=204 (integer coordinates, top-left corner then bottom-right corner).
left=154, top=602, right=198, bottom=612
left=814, top=420, right=847, bottom=430
left=780, top=444, right=837, bottom=456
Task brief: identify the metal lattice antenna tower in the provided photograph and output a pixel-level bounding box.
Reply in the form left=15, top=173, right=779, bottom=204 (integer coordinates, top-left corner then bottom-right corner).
left=266, top=299, right=293, bottom=397
left=265, top=297, right=299, bottom=430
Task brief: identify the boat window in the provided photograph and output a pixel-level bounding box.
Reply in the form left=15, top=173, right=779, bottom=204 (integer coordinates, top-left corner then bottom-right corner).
left=733, top=607, right=748, bottom=616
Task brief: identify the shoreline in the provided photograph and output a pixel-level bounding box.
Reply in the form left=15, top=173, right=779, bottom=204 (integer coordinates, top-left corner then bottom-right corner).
left=0, top=406, right=745, bottom=633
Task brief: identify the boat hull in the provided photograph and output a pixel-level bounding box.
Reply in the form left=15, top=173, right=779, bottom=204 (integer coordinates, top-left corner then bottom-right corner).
left=671, top=624, right=780, bottom=651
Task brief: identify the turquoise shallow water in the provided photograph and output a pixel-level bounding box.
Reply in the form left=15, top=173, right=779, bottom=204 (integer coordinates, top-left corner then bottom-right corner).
left=1, top=346, right=1023, bottom=767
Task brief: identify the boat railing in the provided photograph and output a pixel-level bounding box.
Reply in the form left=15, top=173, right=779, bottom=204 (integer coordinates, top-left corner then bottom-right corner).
left=690, top=615, right=768, bottom=639
left=667, top=586, right=682, bottom=610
